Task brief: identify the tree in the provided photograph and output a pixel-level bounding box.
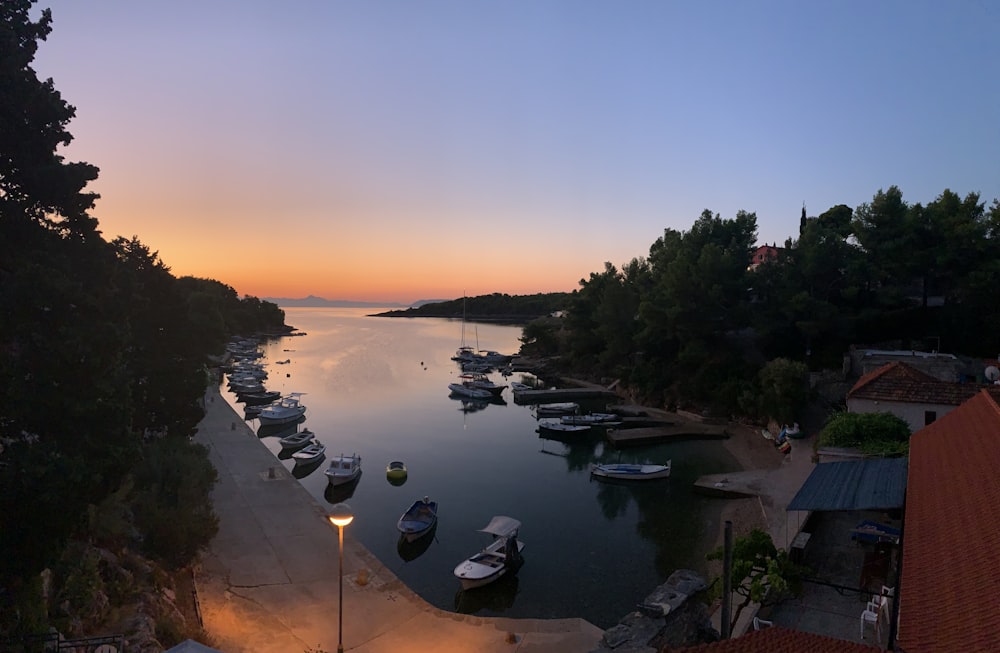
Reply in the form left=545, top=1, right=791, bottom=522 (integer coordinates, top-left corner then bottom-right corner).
left=0, top=0, right=100, bottom=237
left=757, top=358, right=810, bottom=425
left=707, top=528, right=806, bottom=632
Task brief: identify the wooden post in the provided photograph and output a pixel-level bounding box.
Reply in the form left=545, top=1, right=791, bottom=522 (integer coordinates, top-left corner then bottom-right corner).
left=722, top=520, right=732, bottom=638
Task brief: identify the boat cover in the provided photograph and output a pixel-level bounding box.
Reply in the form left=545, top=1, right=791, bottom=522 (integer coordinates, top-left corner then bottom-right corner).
left=478, top=515, right=521, bottom=538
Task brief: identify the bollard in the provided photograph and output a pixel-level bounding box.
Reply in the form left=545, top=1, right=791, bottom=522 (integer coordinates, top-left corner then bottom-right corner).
left=231, top=422, right=235, bottom=430
left=268, top=467, right=276, bottom=479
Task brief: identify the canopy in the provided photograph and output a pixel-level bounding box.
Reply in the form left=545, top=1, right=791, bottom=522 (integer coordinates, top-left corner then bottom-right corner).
left=479, top=515, right=521, bottom=537
left=787, top=457, right=908, bottom=512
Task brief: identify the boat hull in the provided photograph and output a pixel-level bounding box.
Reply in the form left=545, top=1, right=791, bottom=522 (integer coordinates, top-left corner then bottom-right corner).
left=590, top=462, right=672, bottom=481
left=453, top=536, right=524, bottom=590
left=258, top=408, right=306, bottom=425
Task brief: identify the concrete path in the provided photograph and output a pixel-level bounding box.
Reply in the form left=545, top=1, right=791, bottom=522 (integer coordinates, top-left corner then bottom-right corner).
left=193, top=384, right=604, bottom=653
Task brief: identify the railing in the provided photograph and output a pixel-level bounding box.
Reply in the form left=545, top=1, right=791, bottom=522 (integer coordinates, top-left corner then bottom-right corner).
left=0, top=632, right=124, bottom=653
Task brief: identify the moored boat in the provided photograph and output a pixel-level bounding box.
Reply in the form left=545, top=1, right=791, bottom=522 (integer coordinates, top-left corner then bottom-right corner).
left=447, top=382, right=493, bottom=400
left=279, top=428, right=315, bottom=450
left=258, top=393, right=307, bottom=424
left=386, top=460, right=408, bottom=485
left=534, top=402, right=579, bottom=417
left=590, top=460, right=672, bottom=481
left=325, top=453, right=362, bottom=486
left=396, top=496, right=438, bottom=542
left=453, top=516, right=524, bottom=590
left=537, top=420, right=590, bottom=435
left=560, top=412, right=620, bottom=426
left=291, top=439, right=326, bottom=464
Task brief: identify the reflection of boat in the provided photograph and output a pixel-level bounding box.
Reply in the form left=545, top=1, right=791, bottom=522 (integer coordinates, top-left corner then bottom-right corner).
left=324, top=470, right=362, bottom=504
left=257, top=416, right=306, bottom=439
left=453, top=516, right=524, bottom=590
left=279, top=428, right=315, bottom=450
left=590, top=461, right=672, bottom=481
left=324, top=453, right=362, bottom=486
left=534, top=402, right=579, bottom=417
left=292, top=440, right=326, bottom=464
left=258, top=393, right=307, bottom=424
left=537, top=421, right=590, bottom=435
left=397, top=521, right=437, bottom=562
left=397, top=496, right=438, bottom=542
left=386, top=461, right=408, bottom=485
left=291, top=454, right=325, bottom=479
left=454, top=571, right=520, bottom=615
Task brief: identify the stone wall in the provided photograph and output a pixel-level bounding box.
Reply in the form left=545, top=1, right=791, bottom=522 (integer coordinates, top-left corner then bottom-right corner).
left=591, top=570, right=719, bottom=652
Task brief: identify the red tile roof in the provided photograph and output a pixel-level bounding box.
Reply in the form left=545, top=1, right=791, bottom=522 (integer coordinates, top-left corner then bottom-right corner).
left=847, top=361, right=979, bottom=406
left=897, top=390, right=1000, bottom=652
left=674, top=626, right=879, bottom=652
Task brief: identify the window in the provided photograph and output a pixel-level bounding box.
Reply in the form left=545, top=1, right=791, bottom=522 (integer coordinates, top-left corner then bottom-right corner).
left=924, top=410, right=936, bottom=425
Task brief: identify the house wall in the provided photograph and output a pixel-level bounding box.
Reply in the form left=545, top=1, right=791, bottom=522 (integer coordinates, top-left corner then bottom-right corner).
left=846, top=398, right=957, bottom=433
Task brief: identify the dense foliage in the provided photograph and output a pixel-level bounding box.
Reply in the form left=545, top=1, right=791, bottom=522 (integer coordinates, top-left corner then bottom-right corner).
left=816, top=412, right=911, bottom=457
left=707, top=528, right=807, bottom=631
left=524, top=191, right=1000, bottom=419
left=0, top=2, right=285, bottom=638
left=376, top=292, right=571, bottom=322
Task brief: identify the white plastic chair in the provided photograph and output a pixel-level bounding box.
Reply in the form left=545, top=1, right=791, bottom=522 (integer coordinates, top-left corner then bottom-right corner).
left=753, top=617, right=773, bottom=630
left=860, top=599, right=882, bottom=640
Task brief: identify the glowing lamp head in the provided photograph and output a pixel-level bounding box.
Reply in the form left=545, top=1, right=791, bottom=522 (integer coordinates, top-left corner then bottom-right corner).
left=328, top=503, right=354, bottom=528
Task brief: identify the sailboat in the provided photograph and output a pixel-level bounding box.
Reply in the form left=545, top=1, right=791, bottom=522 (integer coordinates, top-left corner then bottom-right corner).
left=452, top=294, right=477, bottom=363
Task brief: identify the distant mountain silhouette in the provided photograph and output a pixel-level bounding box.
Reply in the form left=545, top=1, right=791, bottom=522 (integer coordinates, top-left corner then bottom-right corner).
left=263, top=295, right=451, bottom=308
left=264, top=295, right=412, bottom=308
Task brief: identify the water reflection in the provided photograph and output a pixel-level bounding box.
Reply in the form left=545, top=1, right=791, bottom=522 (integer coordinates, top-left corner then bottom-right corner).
left=324, top=470, right=362, bottom=504
left=219, top=308, right=742, bottom=629
left=537, top=434, right=603, bottom=473
left=396, top=521, right=437, bottom=562
left=454, top=569, right=521, bottom=615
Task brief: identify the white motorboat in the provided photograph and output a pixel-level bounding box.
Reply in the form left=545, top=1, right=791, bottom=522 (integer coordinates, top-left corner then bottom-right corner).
left=258, top=393, right=307, bottom=424
left=291, top=440, right=326, bottom=464
left=590, top=460, right=672, bottom=481
left=534, top=402, right=579, bottom=417
left=324, top=453, right=362, bottom=486
left=448, top=382, right=493, bottom=400
left=458, top=372, right=505, bottom=396
left=278, top=428, right=315, bottom=450
left=453, top=516, right=524, bottom=590
left=396, top=496, right=438, bottom=542
left=537, top=420, right=590, bottom=434
left=561, top=413, right=621, bottom=426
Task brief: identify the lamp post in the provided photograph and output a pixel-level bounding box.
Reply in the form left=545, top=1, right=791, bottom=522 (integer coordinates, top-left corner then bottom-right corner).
left=328, top=503, right=354, bottom=653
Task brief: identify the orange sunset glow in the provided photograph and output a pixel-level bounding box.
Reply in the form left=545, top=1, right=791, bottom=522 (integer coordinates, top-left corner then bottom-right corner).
left=32, top=1, right=1000, bottom=305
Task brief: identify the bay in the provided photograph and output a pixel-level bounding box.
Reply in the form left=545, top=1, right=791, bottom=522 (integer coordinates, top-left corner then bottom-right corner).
left=220, top=307, right=740, bottom=629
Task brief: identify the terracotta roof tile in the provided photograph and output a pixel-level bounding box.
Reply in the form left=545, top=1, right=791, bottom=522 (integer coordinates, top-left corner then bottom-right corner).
left=897, top=390, right=1000, bottom=652
left=847, top=361, right=979, bottom=406
left=674, top=626, right=879, bottom=652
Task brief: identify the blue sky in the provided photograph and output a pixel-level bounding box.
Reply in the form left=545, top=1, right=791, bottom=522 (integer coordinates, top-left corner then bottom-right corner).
left=32, top=1, right=1000, bottom=302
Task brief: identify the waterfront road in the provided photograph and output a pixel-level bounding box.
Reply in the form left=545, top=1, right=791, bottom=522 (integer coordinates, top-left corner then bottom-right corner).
left=194, top=383, right=604, bottom=653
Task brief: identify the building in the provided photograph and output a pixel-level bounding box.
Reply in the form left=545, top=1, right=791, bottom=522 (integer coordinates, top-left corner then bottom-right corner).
left=846, top=360, right=980, bottom=432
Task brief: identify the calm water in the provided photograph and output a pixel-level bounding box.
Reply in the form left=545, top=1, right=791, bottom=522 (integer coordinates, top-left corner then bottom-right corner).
left=219, top=307, right=741, bottom=628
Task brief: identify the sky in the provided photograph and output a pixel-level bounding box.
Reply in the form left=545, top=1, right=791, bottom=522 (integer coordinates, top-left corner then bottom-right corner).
left=31, top=1, right=1000, bottom=304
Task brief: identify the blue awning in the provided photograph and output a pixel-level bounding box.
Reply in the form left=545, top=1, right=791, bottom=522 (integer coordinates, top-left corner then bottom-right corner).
left=787, top=457, right=908, bottom=512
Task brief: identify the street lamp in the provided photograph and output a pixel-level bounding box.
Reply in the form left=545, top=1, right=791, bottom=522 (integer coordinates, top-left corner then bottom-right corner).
left=328, top=503, right=354, bottom=653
